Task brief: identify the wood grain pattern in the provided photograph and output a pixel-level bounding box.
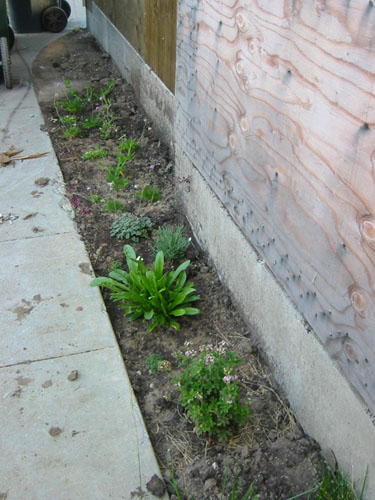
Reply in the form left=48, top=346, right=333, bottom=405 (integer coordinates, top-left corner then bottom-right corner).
left=175, top=0, right=375, bottom=415
left=93, top=0, right=177, bottom=91
left=145, top=0, right=177, bottom=92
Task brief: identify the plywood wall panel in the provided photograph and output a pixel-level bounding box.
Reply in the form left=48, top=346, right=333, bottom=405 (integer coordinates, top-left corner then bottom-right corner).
left=175, top=0, right=375, bottom=415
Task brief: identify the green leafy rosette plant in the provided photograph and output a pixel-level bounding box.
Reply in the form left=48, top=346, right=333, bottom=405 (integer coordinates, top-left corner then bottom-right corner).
left=110, top=213, right=152, bottom=241
left=174, top=342, right=250, bottom=440
left=90, top=245, right=200, bottom=332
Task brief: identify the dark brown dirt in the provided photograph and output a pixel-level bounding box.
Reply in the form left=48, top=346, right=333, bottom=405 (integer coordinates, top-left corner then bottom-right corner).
left=33, top=29, right=323, bottom=500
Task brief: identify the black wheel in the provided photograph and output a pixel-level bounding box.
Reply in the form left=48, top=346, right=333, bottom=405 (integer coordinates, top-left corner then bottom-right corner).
left=61, top=0, right=71, bottom=18
left=41, top=6, right=67, bottom=33
left=8, top=26, right=15, bottom=51
left=0, top=37, right=12, bottom=89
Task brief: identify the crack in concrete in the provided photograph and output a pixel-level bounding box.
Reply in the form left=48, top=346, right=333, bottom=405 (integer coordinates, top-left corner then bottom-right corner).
left=0, top=346, right=116, bottom=370
left=0, top=231, right=74, bottom=244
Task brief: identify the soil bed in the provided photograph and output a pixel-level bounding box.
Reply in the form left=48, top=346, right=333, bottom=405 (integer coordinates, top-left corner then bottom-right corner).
left=33, top=29, right=323, bottom=500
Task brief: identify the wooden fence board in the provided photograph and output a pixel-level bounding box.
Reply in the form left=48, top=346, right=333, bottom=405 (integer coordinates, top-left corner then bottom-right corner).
left=175, top=0, right=375, bottom=415
left=93, top=0, right=146, bottom=57
left=93, top=0, right=177, bottom=92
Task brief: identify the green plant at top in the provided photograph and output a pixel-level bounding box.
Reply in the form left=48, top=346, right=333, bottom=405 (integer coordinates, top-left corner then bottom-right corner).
left=151, top=225, right=191, bottom=260
left=82, top=116, right=101, bottom=130
left=110, top=213, right=152, bottom=241
left=63, top=126, right=83, bottom=139
left=89, top=193, right=103, bottom=203
left=56, top=77, right=86, bottom=114
left=173, top=342, right=250, bottom=441
left=105, top=140, right=138, bottom=191
left=59, top=115, right=76, bottom=127
left=90, top=244, right=200, bottom=332
left=82, top=145, right=108, bottom=161
left=106, top=162, right=130, bottom=191
left=136, top=184, right=162, bottom=203
left=102, top=198, right=126, bottom=213
left=97, top=93, right=118, bottom=140
left=146, top=353, right=171, bottom=373
left=118, top=136, right=139, bottom=156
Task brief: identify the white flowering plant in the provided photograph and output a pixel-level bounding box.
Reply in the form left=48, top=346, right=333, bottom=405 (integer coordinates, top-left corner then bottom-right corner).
left=173, top=342, right=250, bottom=440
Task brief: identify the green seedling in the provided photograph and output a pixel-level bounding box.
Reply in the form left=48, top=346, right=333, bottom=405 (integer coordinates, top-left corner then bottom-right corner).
left=63, top=126, right=83, bottom=139
left=102, top=199, right=126, bottom=213
left=82, top=146, right=108, bottom=161
left=89, top=194, right=103, bottom=203
left=137, top=184, right=162, bottom=203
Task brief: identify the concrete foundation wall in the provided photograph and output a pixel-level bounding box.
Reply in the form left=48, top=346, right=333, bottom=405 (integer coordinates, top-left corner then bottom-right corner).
left=175, top=145, right=375, bottom=498
left=86, top=5, right=375, bottom=498
left=86, top=2, right=174, bottom=150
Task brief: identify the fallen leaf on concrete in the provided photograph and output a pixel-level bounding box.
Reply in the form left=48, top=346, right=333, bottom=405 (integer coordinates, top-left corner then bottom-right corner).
left=5, top=149, right=23, bottom=156
left=34, top=177, right=50, bottom=187
left=49, top=427, right=63, bottom=437
left=0, top=150, right=48, bottom=166
left=68, top=370, right=79, bottom=381
left=23, top=213, right=38, bottom=220
left=0, top=213, right=19, bottom=224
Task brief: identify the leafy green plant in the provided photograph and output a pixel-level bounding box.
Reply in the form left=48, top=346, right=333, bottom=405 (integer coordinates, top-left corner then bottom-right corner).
left=137, top=184, right=162, bottom=202
left=90, top=193, right=103, bottom=203
left=146, top=354, right=171, bottom=373
left=90, top=245, right=200, bottom=332
left=106, top=163, right=129, bottom=191
left=110, top=213, right=152, bottom=241
left=102, top=199, right=126, bottom=213
left=61, top=96, right=86, bottom=114
left=82, top=146, right=108, bottom=160
left=152, top=225, right=190, bottom=260
left=82, top=116, right=101, bottom=130
left=63, top=126, right=83, bottom=139
left=174, top=342, right=250, bottom=440
left=59, top=115, right=76, bottom=127
left=97, top=93, right=118, bottom=140
left=55, top=78, right=86, bottom=114
left=118, top=136, right=139, bottom=155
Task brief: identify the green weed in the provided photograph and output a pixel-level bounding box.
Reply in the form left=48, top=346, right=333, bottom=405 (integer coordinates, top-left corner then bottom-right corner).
left=151, top=225, right=190, bottom=260
left=102, top=199, right=126, bottom=213
left=82, top=146, right=108, bottom=161
left=137, top=184, right=162, bottom=203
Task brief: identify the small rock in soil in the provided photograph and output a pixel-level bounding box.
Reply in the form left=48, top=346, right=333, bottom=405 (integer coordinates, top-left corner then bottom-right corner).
left=204, top=477, right=217, bottom=492
left=241, top=444, right=249, bottom=459
left=146, top=474, right=165, bottom=498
